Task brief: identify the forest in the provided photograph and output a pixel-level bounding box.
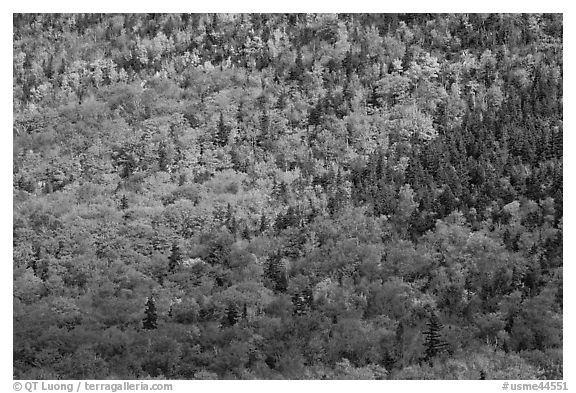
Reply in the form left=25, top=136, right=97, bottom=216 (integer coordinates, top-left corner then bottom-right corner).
left=13, top=13, right=563, bottom=379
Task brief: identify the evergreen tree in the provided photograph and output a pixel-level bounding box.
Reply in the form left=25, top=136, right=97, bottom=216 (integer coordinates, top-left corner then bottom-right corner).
left=236, top=102, right=244, bottom=124
left=120, top=194, right=129, bottom=210
left=30, top=245, right=42, bottom=277
left=265, top=254, right=288, bottom=293
left=308, top=100, right=323, bottom=128
left=259, top=214, right=268, bottom=233
left=29, top=257, right=38, bottom=276
left=290, top=48, right=305, bottom=82
left=158, top=140, right=170, bottom=172
left=44, top=170, right=53, bottom=194
left=143, top=296, right=158, bottom=330
left=38, top=259, right=49, bottom=282
left=241, top=226, right=251, bottom=240
left=225, top=203, right=237, bottom=236
left=223, top=303, right=239, bottom=327
left=423, top=311, right=448, bottom=363
left=215, top=112, right=229, bottom=147
left=168, top=243, right=182, bottom=272
left=272, top=179, right=289, bottom=204
left=292, top=289, right=312, bottom=316
left=276, top=92, right=287, bottom=110
left=178, top=173, right=186, bottom=186
left=258, top=109, right=271, bottom=148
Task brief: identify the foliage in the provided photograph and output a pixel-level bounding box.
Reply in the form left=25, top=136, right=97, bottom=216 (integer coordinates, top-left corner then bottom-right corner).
left=13, top=13, right=562, bottom=380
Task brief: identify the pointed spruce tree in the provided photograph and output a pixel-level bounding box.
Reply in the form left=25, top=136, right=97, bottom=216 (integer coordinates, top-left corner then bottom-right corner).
left=168, top=243, right=182, bottom=272
left=259, top=214, right=268, bottom=234
left=143, top=296, right=158, bottom=330
left=265, top=253, right=288, bottom=293
left=290, top=48, right=305, bottom=82
left=423, top=311, right=448, bottom=363
left=215, top=112, right=229, bottom=147
left=242, top=303, right=248, bottom=320
left=120, top=194, right=129, bottom=210
left=223, top=303, right=239, bottom=327
left=225, top=203, right=237, bottom=236
left=158, top=140, right=170, bottom=172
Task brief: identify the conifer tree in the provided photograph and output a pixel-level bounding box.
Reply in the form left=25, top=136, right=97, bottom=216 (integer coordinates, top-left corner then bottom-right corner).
left=225, top=203, right=237, bottom=236
left=38, top=259, right=49, bottom=282
left=120, top=194, right=129, bottom=210
left=223, top=303, right=239, bottom=327
left=44, top=172, right=53, bottom=194
left=272, top=180, right=289, bottom=204
left=258, top=110, right=271, bottom=148
left=178, top=173, right=186, bottom=186
left=276, top=92, right=287, bottom=110
left=423, top=312, right=448, bottom=363
left=236, top=102, right=244, bottom=124
left=259, top=214, right=268, bottom=233
left=292, top=289, right=312, bottom=316
left=265, top=254, right=288, bottom=293
left=215, top=112, right=229, bottom=147
left=168, top=243, right=182, bottom=272
left=241, top=226, right=251, bottom=240
left=29, top=257, right=38, bottom=276
left=30, top=245, right=42, bottom=277
left=143, top=296, right=158, bottom=330
left=290, top=48, right=305, bottom=82
left=158, top=140, right=170, bottom=172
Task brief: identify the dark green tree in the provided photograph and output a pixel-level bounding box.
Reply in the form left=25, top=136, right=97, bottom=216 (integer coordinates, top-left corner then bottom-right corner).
left=265, top=254, right=288, bottom=293
left=120, top=194, right=129, bottom=210
left=223, top=303, right=239, bottom=327
left=259, top=214, right=268, bottom=233
left=289, top=48, right=305, bottom=82
left=168, top=243, right=182, bottom=272
left=158, top=140, right=170, bottom=172
left=143, top=296, right=158, bottom=330
left=215, top=112, right=229, bottom=147
left=423, top=312, right=448, bottom=363
left=258, top=110, right=271, bottom=148
left=225, top=203, right=237, bottom=236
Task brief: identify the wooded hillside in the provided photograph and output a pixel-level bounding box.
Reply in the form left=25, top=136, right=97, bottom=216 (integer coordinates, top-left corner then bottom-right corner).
left=13, top=13, right=562, bottom=379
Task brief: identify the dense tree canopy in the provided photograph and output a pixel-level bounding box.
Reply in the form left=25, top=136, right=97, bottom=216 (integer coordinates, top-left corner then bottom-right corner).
left=13, top=13, right=562, bottom=380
